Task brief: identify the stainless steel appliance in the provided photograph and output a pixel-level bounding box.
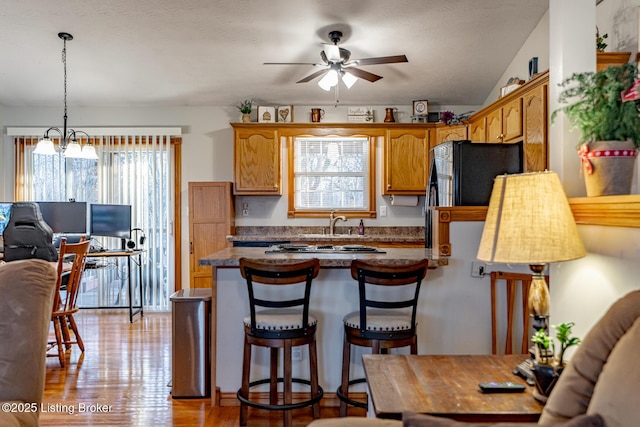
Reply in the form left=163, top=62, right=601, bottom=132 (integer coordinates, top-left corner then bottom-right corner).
left=425, top=140, right=523, bottom=248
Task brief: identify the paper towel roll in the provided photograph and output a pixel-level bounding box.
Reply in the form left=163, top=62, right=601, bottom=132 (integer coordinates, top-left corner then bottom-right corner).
left=390, top=195, right=419, bottom=206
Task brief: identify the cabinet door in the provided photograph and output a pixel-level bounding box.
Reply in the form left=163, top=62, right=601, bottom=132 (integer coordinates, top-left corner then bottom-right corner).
left=523, top=84, right=548, bottom=171
left=189, top=182, right=235, bottom=288
left=502, top=98, right=523, bottom=142
left=384, top=129, right=428, bottom=194
left=436, top=125, right=468, bottom=145
left=468, top=117, right=486, bottom=142
left=234, top=129, right=281, bottom=195
left=486, top=109, right=503, bottom=143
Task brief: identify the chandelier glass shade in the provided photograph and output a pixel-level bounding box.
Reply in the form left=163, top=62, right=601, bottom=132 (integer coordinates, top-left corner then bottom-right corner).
left=34, top=32, right=98, bottom=160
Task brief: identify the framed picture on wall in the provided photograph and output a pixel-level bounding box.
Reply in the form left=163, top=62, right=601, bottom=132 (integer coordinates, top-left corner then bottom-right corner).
left=276, top=105, right=294, bottom=123
left=258, top=106, right=276, bottom=123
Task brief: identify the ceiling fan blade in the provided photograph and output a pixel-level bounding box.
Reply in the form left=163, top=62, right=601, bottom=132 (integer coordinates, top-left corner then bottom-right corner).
left=263, top=62, right=320, bottom=66
left=344, top=67, right=383, bottom=83
left=296, top=69, right=328, bottom=83
left=352, top=55, right=409, bottom=66
left=322, top=44, right=341, bottom=62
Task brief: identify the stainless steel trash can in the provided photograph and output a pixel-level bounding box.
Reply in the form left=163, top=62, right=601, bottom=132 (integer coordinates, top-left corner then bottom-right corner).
left=170, top=288, right=211, bottom=398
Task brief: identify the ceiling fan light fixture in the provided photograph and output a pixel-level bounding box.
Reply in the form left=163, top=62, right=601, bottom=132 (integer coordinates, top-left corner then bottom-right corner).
left=318, top=69, right=338, bottom=91
left=341, top=71, right=358, bottom=89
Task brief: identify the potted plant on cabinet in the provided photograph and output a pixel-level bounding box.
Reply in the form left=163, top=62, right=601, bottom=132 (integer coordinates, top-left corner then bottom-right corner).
left=237, top=99, right=253, bottom=122
left=553, top=63, right=640, bottom=196
left=530, top=322, right=581, bottom=402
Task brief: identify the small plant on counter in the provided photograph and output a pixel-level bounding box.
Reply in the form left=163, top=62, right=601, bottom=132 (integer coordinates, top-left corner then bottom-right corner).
left=237, top=99, right=253, bottom=114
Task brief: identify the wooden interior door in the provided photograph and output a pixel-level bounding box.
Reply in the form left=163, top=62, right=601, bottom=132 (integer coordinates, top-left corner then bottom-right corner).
left=189, top=182, right=235, bottom=288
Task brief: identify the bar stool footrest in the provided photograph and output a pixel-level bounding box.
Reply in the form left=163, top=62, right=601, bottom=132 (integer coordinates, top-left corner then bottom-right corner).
left=237, top=377, right=324, bottom=411
left=336, top=378, right=368, bottom=410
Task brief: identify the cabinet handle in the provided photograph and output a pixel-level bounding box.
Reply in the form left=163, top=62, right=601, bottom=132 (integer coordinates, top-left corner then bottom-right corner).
left=274, top=184, right=279, bottom=190
left=387, top=184, right=391, bottom=189
left=190, top=241, right=193, bottom=254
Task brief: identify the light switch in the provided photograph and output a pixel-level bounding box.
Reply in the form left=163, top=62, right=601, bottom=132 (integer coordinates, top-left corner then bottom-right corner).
left=380, top=206, right=387, bottom=217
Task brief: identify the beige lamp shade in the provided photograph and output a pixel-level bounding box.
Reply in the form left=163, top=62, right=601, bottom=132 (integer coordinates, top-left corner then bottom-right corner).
left=477, top=171, right=586, bottom=264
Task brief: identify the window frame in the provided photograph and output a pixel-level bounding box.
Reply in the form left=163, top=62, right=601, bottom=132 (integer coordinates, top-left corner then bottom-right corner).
left=286, top=132, right=377, bottom=218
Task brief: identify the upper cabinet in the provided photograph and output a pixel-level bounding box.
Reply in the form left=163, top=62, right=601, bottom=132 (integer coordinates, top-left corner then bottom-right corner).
left=522, top=80, right=548, bottom=172
left=468, top=116, right=486, bottom=143
left=468, top=70, right=548, bottom=171
left=435, top=124, right=468, bottom=145
left=232, top=125, right=281, bottom=195
left=485, top=98, right=522, bottom=143
left=384, top=128, right=429, bottom=195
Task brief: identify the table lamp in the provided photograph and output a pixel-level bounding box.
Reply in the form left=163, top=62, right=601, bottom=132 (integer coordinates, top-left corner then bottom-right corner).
left=477, top=171, right=586, bottom=334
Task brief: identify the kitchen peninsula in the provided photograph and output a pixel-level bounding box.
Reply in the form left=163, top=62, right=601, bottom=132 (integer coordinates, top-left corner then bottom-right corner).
left=199, top=246, right=443, bottom=406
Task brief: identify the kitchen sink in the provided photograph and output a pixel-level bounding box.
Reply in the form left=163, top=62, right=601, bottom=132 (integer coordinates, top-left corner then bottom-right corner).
left=266, top=244, right=385, bottom=254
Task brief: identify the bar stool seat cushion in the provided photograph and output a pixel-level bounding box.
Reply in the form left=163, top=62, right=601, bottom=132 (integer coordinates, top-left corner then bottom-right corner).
left=343, top=309, right=412, bottom=331
left=244, top=308, right=317, bottom=331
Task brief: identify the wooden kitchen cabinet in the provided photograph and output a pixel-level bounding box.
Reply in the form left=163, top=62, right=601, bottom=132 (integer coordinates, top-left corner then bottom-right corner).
left=486, top=98, right=522, bottom=143
left=233, top=126, right=281, bottom=195
left=435, top=124, right=467, bottom=145
left=522, top=79, right=548, bottom=171
left=189, top=182, right=235, bottom=288
left=468, top=116, right=486, bottom=142
left=383, top=128, right=429, bottom=195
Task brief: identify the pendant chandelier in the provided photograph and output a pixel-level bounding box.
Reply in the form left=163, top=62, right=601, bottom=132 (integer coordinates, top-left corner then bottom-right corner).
left=34, top=32, right=98, bottom=160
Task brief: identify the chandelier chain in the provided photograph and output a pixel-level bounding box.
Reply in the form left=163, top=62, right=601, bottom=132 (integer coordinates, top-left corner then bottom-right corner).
left=62, top=37, right=68, bottom=120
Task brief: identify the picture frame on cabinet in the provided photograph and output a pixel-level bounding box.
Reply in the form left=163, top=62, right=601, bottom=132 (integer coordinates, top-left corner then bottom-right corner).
left=412, top=100, right=428, bottom=116
left=276, top=105, right=294, bottom=123
left=258, top=106, right=276, bottom=123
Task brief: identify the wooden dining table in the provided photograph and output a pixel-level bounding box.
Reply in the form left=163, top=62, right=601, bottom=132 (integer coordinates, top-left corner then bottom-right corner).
left=363, top=354, right=544, bottom=422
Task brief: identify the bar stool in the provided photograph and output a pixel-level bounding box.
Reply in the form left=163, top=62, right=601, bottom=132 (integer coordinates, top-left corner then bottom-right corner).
left=237, top=258, right=323, bottom=427
left=337, top=259, right=429, bottom=416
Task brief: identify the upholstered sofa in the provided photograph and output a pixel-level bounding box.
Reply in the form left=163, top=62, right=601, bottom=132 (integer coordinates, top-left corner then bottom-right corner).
left=311, top=289, right=640, bottom=427
left=0, top=259, right=57, bottom=427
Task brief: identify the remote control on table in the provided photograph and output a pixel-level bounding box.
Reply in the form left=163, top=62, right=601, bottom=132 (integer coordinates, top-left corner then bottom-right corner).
left=479, top=381, right=526, bottom=393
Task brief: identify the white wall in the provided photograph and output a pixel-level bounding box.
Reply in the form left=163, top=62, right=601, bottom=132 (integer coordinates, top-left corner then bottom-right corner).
left=485, top=11, right=550, bottom=108
left=547, top=0, right=640, bottom=349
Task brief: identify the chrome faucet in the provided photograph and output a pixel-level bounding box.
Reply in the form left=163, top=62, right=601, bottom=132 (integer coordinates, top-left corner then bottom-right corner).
left=329, top=210, right=347, bottom=235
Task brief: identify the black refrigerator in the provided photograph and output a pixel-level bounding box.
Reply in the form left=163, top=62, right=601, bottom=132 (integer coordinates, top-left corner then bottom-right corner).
left=425, top=140, right=523, bottom=248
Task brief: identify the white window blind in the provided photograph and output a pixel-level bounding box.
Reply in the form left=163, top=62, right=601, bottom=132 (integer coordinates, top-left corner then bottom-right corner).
left=293, top=137, right=369, bottom=210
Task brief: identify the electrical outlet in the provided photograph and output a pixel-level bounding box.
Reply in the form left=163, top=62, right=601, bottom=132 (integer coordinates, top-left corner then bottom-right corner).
left=292, top=347, right=302, bottom=361
left=471, top=262, right=486, bottom=278
left=380, top=206, right=387, bottom=217
left=242, top=203, right=249, bottom=217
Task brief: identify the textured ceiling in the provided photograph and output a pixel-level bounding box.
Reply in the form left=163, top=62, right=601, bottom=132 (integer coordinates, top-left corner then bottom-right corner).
left=0, top=0, right=548, bottom=108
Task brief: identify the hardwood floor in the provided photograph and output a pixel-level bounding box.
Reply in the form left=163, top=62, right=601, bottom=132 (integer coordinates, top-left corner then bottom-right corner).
left=42, top=311, right=364, bottom=426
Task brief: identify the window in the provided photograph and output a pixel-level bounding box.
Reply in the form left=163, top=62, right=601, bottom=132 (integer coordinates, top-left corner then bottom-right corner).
left=288, top=136, right=376, bottom=218
left=12, top=132, right=180, bottom=311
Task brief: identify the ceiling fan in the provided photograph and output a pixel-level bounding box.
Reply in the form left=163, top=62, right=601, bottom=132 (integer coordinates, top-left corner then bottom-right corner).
left=264, top=30, right=408, bottom=90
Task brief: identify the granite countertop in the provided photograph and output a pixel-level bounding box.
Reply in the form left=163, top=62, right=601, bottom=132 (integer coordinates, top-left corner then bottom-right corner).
left=227, top=226, right=425, bottom=245
left=199, top=247, right=445, bottom=268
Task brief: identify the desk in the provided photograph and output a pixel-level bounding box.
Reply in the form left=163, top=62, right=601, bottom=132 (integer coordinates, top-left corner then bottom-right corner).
left=86, top=250, right=144, bottom=322
left=363, top=354, right=543, bottom=422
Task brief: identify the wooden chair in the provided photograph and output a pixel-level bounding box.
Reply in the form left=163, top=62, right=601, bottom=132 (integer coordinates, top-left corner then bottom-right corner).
left=490, top=271, right=549, bottom=355
left=237, top=258, right=323, bottom=427
left=47, top=236, right=90, bottom=367
left=338, top=259, right=429, bottom=417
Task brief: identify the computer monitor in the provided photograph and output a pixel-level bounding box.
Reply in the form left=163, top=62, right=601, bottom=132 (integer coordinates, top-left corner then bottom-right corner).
left=89, top=204, right=132, bottom=240
left=37, top=201, right=88, bottom=234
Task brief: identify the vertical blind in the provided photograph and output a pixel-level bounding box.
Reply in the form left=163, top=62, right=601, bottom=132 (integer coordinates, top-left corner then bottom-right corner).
left=11, top=129, right=179, bottom=311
